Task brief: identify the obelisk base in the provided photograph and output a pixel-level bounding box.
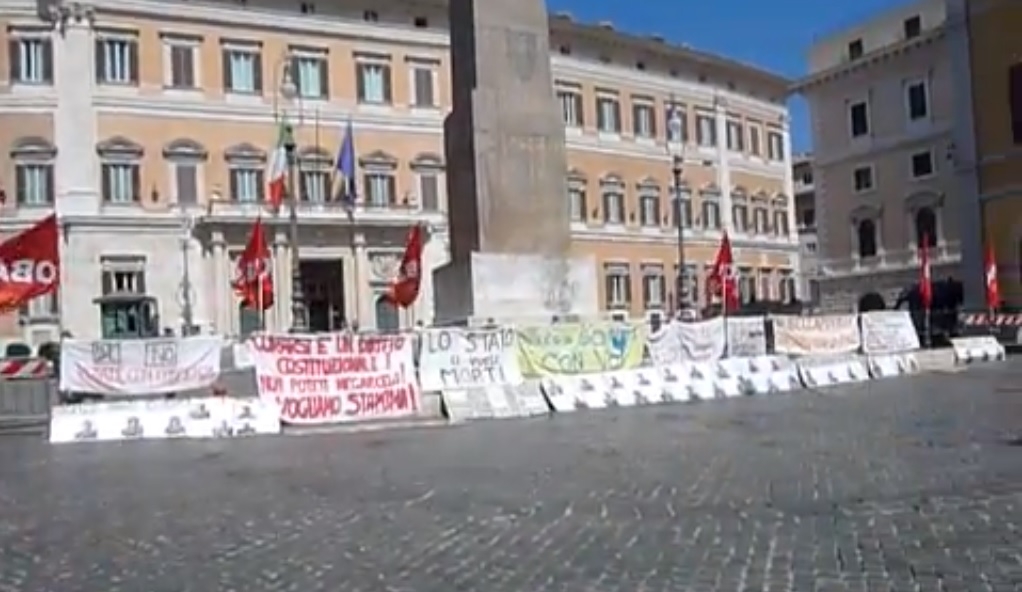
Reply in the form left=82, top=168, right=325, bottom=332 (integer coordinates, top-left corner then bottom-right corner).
left=433, top=252, right=598, bottom=325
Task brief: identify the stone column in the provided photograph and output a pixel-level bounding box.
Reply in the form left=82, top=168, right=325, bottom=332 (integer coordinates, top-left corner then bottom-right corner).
left=50, top=4, right=99, bottom=215
left=354, top=233, right=373, bottom=328
left=210, top=231, right=227, bottom=334
left=714, top=96, right=733, bottom=232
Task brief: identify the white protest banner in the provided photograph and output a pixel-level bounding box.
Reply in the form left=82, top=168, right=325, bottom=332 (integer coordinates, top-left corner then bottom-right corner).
left=772, top=314, right=861, bottom=356
left=859, top=311, right=920, bottom=354
left=417, top=327, right=522, bottom=391
left=646, top=318, right=725, bottom=364
left=727, top=316, right=767, bottom=357
left=59, top=337, right=222, bottom=395
left=249, top=332, right=419, bottom=425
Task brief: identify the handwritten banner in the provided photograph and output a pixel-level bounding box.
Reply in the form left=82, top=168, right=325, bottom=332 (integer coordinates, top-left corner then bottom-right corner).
left=249, top=333, right=419, bottom=424
left=59, top=337, right=222, bottom=395
left=417, top=327, right=522, bottom=391
left=726, top=316, right=767, bottom=357
left=646, top=318, right=725, bottom=364
left=859, top=311, right=920, bottom=354
left=772, top=314, right=861, bottom=356
left=515, top=322, right=645, bottom=377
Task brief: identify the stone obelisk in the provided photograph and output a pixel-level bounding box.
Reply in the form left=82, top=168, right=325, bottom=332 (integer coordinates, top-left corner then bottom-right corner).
left=433, top=0, right=597, bottom=324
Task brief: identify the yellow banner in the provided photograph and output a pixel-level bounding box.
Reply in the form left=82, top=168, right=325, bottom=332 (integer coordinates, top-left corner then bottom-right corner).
left=516, top=322, right=646, bottom=376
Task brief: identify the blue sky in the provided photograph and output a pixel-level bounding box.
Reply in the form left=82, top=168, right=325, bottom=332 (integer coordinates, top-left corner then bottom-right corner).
left=547, top=0, right=915, bottom=152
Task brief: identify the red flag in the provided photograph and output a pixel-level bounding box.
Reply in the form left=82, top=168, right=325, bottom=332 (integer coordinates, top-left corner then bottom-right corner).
left=919, top=234, right=932, bottom=310
left=708, top=231, right=739, bottom=312
left=380, top=224, right=423, bottom=308
left=0, top=215, right=59, bottom=312
left=984, top=243, right=1000, bottom=310
left=232, top=217, right=274, bottom=310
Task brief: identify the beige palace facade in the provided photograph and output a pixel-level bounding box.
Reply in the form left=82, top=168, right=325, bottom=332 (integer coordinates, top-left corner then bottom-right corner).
left=0, top=0, right=798, bottom=343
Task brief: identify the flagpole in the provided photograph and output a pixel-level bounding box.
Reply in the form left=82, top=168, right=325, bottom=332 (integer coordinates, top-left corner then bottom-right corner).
left=722, top=270, right=730, bottom=357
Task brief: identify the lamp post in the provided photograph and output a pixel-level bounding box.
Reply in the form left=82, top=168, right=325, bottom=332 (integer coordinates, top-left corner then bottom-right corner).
left=278, top=65, right=307, bottom=332
left=178, top=205, right=195, bottom=335
left=668, top=108, right=688, bottom=316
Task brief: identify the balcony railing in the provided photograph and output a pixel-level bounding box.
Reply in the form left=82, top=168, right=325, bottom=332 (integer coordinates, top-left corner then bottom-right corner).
left=816, top=241, right=961, bottom=278
left=199, top=198, right=445, bottom=225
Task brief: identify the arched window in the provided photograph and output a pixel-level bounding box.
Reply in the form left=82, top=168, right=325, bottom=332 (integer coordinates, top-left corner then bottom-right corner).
left=858, top=219, right=877, bottom=258
left=915, top=207, right=937, bottom=247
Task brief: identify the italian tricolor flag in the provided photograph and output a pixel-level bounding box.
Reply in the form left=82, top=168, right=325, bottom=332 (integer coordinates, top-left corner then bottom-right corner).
left=267, top=115, right=293, bottom=210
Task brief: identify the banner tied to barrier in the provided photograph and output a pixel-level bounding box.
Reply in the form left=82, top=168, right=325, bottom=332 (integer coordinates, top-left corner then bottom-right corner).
left=771, top=314, right=861, bottom=356
left=59, top=336, right=223, bottom=395
left=417, top=327, right=522, bottom=391
left=515, top=322, right=646, bottom=377
left=249, top=333, right=419, bottom=424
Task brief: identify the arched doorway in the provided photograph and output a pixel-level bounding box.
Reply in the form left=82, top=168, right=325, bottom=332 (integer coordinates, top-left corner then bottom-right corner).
left=857, top=219, right=877, bottom=257
left=915, top=208, right=937, bottom=247
left=858, top=291, right=886, bottom=312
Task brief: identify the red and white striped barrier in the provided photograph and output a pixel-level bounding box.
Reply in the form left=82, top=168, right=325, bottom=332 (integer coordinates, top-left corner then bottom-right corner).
left=0, top=358, right=51, bottom=379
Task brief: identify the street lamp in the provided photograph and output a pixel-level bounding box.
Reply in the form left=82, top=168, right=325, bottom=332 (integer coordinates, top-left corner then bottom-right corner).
left=668, top=108, right=688, bottom=316
left=278, top=64, right=307, bottom=332
left=177, top=204, right=195, bottom=335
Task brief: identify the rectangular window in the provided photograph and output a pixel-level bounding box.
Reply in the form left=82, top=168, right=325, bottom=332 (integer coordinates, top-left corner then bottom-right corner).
left=100, top=257, right=146, bottom=295
left=418, top=173, right=439, bottom=210
left=696, top=114, right=716, bottom=146
left=632, top=101, right=656, bottom=138
left=568, top=186, right=586, bottom=221
left=300, top=170, right=329, bottom=202
left=15, top=164, right=54, bottom=206
left=774, top=211, right=789, bottom=235
left=175, top=164, right=198, bottom=205
left=910, top=150, right=934, bottom=178
left=229, top=168, right=263, bottom=202
left=8, top=35, right=53, bottom=84
left=726, top=120, right=744, bottom=151
left=748, top=125, right=761, bottom=155
left=673, top=196, right=692, bottom=228
left=356, top=60, right=392, bottom=104
left=906, top=81, right=928, bottom=121
left=291, top=53, right=328, bottom=99
left=853, top=166, right=874, bottom=192
left=603, top=264, right=631, bottom=309
left=602, top=191, right=624, bottom=224
left=101, top=164, right=140, bottom=203
left=848, top=39, right=863, bottom=60
left=222, top=46, right=262, bottom=94
left=558, top=87, right=583, bottom=127
left=168, top=43, right=196, bottom=88
left=412, top=66, right=435, bottom=107
left=767, top=131, right=784, bottom=161
left=732, top=204, right=748, bottom=233
left=641, top=265, right=666, bottom=309
left=363, top=173, right=395, bottom=206
left=1009, top=64, right=1022, bottom=144
left=753, top=208, right=769, bottom=234
left=903, top=16, right=921, bottom=39
left=95, top=35, right=139, bottom=85
left=849, top=101, right=870, bottom=137
left=596, top=96, right=621, bottom=133
left=639, top=194, right=659, bottom=226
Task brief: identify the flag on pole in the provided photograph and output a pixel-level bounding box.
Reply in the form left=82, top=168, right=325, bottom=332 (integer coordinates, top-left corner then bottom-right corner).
left=919, top=234, right=932, bottom=310
left=378, top=224, right=424, bottom=309
left=335, top=118, right=357, bottom=213
left=232, top=217, right=274, bottom=310
left=708, top=231, right=739, bottom=312
left=984, top=243, right=1000, bottom=310
left=0, top=214, right=60, bottom=312
left=267, top=115, right=293, bottom=211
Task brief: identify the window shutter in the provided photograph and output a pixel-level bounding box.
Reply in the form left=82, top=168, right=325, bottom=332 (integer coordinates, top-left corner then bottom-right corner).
left=575, top=95, right=584, bottom=126
left=8, top=39, right=20, bottom=81
left=255, top=171, right=266, bottom=201
left=624, top=272, right=632, bottom=303
left=101, top=271, right=113, bottom=295
left=131, top=166, right=141, bottom=201
left=603, top=273, right=614, bottom=307
left=386, top=175, right=396, bottom=204
left=612, top=101, right=621, bottom=131
left=318, top=59, right=329, bottom=98
left=100, top=165, right=111, bottom=202
left=136, top=272, right=146, bottom=294
left=42, top=40, right=53, bottom=83
left=252, top=54, right=263, bottom=91
left=289, top=57, right=300, bottom=94
left=356, top=65, right=365, bottom=101
left=129, top=41, right=139, bottom=84
left=631, top=104, right=642, bottom=135
left=45, top=166, right=55, bottom=204
left=222, top=49, right=233, bottom=90
left=228, top=170, right=238, bottom=200
left=382, top=65, right=392, bottom=102
left=94, top=39, right=104, bottom=82
left=14, top=166, right=26, bottom=205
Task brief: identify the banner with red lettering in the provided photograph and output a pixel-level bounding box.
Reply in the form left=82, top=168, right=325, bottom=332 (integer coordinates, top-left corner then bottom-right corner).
left=59, top=337, right=223, bottom=395
left=249, top=332, right=420, bottom=424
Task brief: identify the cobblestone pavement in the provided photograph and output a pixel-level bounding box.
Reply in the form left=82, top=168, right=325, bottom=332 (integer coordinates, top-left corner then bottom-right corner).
left=2, top=363, right=1022, bottom=592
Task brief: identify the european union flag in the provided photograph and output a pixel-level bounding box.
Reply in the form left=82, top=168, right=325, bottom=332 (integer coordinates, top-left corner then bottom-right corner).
left=334, top=118, right=356, bottom=213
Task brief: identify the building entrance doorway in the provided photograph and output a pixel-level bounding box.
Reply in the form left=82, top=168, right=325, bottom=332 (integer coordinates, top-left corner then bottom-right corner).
left=300, top=260, right=346, bottom=332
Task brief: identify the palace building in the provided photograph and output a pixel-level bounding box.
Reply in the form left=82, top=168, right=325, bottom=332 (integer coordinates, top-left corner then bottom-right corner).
left=0, top=0, right=797, bottom=342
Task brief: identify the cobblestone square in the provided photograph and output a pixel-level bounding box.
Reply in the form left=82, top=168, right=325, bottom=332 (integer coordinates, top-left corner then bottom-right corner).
left=2, top=363, right=1021, bottom=591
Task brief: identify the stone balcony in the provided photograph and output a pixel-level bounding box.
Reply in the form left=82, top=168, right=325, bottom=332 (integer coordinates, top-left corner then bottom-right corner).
left=816, top=240, right=961, bottom=278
